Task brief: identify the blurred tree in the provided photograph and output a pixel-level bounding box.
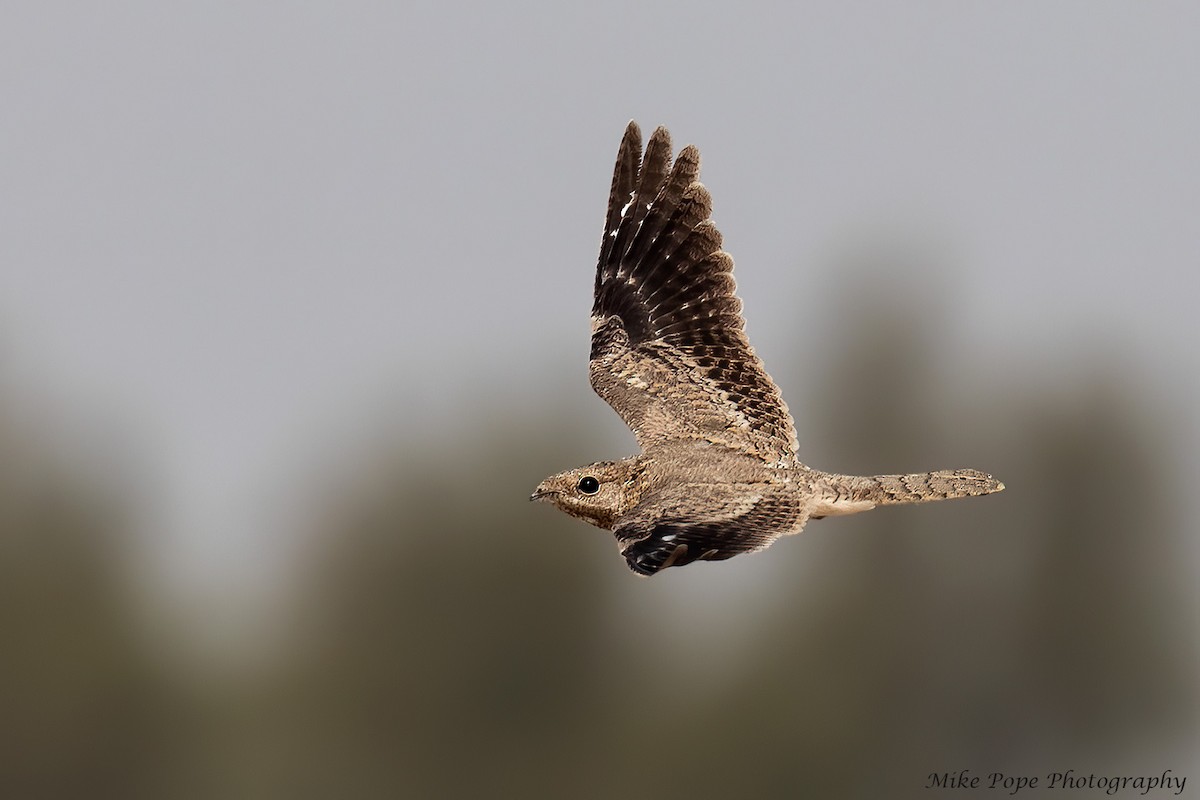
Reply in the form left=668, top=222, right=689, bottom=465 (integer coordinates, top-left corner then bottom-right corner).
left=589, top=270, right=1198, bottom=798
left=1, top=260, right=1193, bottom=799
left=249, top=267, right=1195, bottom=799
left=241, top=410, right=620, bottom=798
left=0, top=402, right=200, bottom=799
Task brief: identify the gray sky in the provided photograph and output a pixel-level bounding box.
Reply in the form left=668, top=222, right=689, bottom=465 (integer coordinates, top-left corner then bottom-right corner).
left=3, top=2, right=1198, bottom=598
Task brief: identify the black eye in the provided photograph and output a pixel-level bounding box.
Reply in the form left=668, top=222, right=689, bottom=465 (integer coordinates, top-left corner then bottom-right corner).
left=577, top=476, right=600, bottom=494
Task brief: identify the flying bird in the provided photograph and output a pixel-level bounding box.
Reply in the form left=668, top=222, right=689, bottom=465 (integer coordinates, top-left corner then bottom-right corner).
left=532, top=122, right=1003, bottom=575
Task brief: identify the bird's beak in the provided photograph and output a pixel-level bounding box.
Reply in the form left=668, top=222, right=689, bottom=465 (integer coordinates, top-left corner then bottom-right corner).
left=530, top=484, right=555, bottom=502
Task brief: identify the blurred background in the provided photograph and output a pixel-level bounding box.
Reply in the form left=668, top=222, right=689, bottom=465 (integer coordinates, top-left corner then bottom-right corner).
left=1, top=2, right=1197, bottom=797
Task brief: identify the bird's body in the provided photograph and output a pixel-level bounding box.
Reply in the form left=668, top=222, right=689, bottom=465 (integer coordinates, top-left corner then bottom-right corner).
left=533, top=122, right=1003, bottom=575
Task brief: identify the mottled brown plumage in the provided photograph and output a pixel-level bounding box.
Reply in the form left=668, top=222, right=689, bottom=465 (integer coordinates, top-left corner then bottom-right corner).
left=532, top=122, right=1003, bottom=575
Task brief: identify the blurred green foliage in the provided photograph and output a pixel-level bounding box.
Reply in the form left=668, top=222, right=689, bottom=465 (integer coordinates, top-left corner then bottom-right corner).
left=0, top=287, right=1195, bottom=799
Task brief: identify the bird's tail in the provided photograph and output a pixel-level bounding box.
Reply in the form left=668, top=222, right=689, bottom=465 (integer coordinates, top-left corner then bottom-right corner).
left=812, top=469, right=1004, bottom=517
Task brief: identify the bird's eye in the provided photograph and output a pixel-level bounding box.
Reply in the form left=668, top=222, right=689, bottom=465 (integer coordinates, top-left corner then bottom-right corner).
left=577, top=476, right=600, bottom=495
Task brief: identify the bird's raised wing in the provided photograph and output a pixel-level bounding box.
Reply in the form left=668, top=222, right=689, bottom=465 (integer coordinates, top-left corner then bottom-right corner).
left=590, top=122, right=800, bottom=466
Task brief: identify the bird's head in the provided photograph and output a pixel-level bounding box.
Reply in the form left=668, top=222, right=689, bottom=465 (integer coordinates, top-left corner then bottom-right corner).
left=530, top=458, right=646, bottom=530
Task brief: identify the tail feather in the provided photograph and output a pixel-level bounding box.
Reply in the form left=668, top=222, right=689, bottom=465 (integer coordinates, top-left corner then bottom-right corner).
left=862, top=469, right=1004, bottom=505
left=813, top=469, right=1004, bottom=517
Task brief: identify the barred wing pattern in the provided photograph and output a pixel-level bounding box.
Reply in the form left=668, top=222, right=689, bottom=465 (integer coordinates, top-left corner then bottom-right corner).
left=589, top=122, right=800, bottom=466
